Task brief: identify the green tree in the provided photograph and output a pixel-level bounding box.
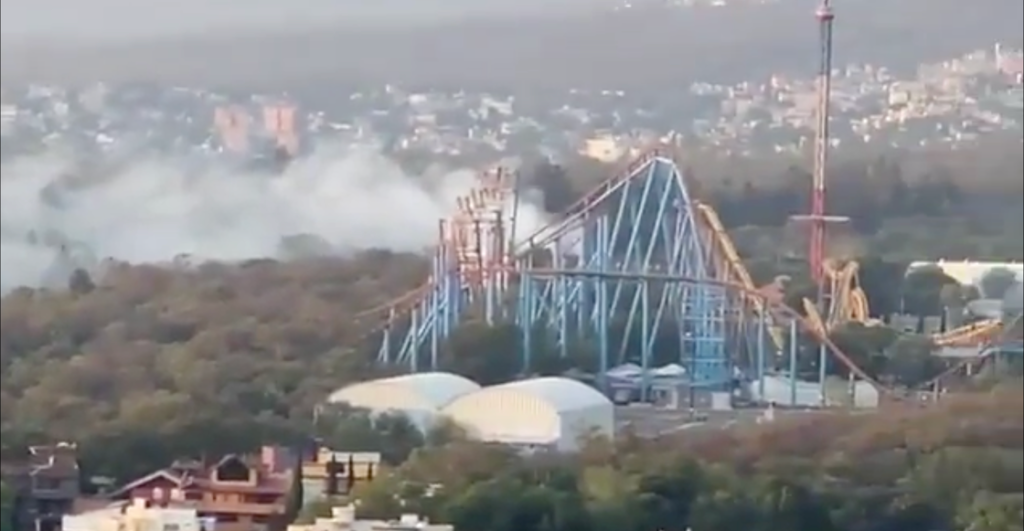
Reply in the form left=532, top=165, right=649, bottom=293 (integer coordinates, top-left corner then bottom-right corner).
left=443, top=474, right=591, bottom=531
left=439, top=322, right=523, bottom=385
left=315, top=405, right=425, bottom=466
left=902, top=266, right=959, bottom=317
left=828, top=322, right=899, bottom=378
left=0, top=480, right=13, bottom=531
left=294, top=497, right=339, bottom=524
left=980, top=267, right=1018, bottom=299
left=631, top=459, right=706, bottom=531
left=885, top=335, right=942, bottom=387
left=940, top=283, right=967, bottom=328
left=957, top=492, right=1024, bottom=531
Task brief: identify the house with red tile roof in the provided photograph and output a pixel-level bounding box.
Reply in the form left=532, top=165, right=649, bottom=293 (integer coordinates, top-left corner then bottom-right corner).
left=106, top=446, right=295, bottom=531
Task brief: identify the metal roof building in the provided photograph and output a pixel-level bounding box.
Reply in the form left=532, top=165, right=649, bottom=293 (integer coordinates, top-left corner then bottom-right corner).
left=325, top=372, right=480, bottom=431
left=440, top=377, right=614, bottom=451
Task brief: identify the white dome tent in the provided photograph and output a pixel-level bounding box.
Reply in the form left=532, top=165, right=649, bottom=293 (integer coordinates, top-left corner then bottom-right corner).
left=325, top=372, right=480, bottom=431
left=440, top=377, right=614, bottom=451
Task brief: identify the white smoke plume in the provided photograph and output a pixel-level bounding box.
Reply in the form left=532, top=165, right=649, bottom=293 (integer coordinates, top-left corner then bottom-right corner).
left=0, top=146, right=549, bottom=292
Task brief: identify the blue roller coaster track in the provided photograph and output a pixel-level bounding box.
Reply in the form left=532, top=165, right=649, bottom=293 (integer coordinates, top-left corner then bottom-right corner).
left=359, top=149, right=880, bottom=401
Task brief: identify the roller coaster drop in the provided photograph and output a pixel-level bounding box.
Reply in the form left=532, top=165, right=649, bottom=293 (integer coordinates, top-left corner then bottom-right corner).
left=358, top=149, right=886, bottom=403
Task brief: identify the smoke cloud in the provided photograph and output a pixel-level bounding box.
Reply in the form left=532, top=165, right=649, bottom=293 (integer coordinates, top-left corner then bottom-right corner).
left=0, top=147, right=549, bottom=292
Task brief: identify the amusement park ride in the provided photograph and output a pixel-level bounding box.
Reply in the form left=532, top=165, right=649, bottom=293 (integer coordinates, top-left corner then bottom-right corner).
left=790, top=0, right=1011, bottom=370
left=348, top=0, right=1014, bottom=405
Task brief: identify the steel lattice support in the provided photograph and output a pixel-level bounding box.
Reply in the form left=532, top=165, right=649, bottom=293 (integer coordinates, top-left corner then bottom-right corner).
left=375, top=168, right=514, bottom=370
left=375, top=156, right=770, bottom=391
left=366, top=153, right=896, bottom=406
left=515, top=156, right=739, bottom=390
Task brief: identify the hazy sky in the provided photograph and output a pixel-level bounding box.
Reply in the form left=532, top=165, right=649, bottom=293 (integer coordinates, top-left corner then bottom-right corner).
left=2, top=0, right=1019, bottom=90
left=0, top=0, right=604, bottom=41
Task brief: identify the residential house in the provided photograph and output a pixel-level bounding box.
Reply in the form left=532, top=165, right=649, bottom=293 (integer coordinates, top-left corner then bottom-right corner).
left=1, top=442, right=80, bottom=531
left=107, top=446, right=294, bottom=531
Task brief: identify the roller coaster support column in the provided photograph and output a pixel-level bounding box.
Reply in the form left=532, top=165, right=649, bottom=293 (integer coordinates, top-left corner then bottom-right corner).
left=757, top=312, right=767, bottom=401
left=408, top=311, right=419, bottom=372
left=520, top=273, right=534, bottom=374
left=819, top=337, right=828, bottom=406
left=430, top=251, right=442, bottom=370
left=789, top=318, right=799, bottom=407
left=380, top=308, right=395, bottom=365
left=640, top=279, right=651, bottom=402
left=485, top=267, right=496, bottom=324
left=596, top=217, right=611, bottom=391
left=816, top=267, right=830, bottom=406
left=554, top=252, right=569, bottom=360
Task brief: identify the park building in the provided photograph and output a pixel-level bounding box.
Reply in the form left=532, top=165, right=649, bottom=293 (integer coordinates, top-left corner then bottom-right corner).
left=440, top=376, right=616, bottom=452
left=324, top=372, right=481, bottom=431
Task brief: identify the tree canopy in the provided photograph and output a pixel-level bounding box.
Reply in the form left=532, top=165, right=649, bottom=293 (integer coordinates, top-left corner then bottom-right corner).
left=343, top=386, right=1023, bottom=531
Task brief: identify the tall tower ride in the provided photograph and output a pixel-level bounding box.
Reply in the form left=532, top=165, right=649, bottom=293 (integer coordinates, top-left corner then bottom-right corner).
left=809, top=0, right=835, bottom=284
left=792, top=0, right=846, bottom=308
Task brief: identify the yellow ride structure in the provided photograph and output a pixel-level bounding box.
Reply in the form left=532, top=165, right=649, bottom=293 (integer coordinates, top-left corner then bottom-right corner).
left=930, top=319, right=1002, bottom=347
left=697, top=207, right=999, bottom=353
left=802, top=259, right=1002, bottom=347
left=697, top=203, right=786, bottom=352
left=802, top=259, right=871, bottom=333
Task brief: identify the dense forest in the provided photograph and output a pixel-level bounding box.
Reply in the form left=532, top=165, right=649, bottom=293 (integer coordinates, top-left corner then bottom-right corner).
left=1, top=140, right=1022, bottom=530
